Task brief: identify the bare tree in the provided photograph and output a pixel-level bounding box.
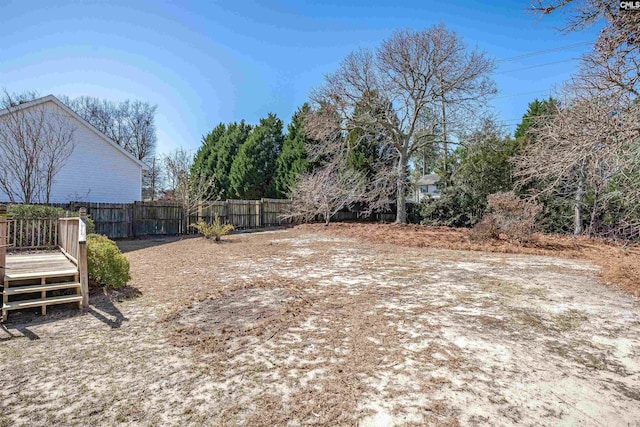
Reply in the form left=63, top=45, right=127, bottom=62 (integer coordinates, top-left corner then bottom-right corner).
left=163, top=147, right=193, bottom=196
left=0, top=90, right=76, bottom=203
left=524, top=1, right=640, bottom=238
left=159, top=147, right=216, bottom=231
left=514, top=85, right=640, bottom=236
left=124, top=100, right=157, bottom=162
left=531, top=0, right=640, bottom=97
left=307, top=24, right=495, bottom=223
left=60, top=95, right=157, bottom=161
left=285, top=166, right=367, bottom=225
left=142, top=155, right=163, bottom=201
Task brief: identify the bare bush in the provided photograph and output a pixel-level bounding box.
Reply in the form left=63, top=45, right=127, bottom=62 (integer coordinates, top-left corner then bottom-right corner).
left=471, top=192, right=542, bottom=244
left=469, top=216, right=499, bottom=242
left=285, top=167, right=367, bottom=225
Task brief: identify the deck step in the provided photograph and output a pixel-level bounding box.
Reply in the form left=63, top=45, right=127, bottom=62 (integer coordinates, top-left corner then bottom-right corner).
left=3, top=282, right=81, bottom=295
left=4, top=268, right=78, bottom=282
left=3, top=295, right=83, bottom=311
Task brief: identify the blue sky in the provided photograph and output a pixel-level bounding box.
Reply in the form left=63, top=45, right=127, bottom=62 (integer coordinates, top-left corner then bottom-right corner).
left=1, top=0, right=599, bottom=154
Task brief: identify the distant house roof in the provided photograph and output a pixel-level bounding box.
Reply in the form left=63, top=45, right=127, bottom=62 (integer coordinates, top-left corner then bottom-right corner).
left=0, top=94, right=147, bottom=170
left=416, top=174, right=440, bottom=186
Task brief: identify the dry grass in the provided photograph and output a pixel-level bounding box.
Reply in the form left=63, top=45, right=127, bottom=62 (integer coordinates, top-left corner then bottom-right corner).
left=1, top=229, right=639, bottom=426
left=304, top=222, right=640, bottom=298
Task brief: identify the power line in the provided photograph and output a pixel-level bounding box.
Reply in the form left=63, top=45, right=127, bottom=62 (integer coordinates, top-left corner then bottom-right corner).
left=493, top=89, right=552, bottom=100
left=494, top=58, right=577, bottom=75
left=495, top=41, right=594, bottom=63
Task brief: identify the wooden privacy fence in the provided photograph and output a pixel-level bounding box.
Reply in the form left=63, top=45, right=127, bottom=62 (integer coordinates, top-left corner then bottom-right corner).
left=84, top=202, right=133, bottom=239
left=56, top=199, right=292, bottom=239
left=2, top=199, right=404, bottom=242
left=192, top=199, right=290, bottom=229
left=133, top=202, right=184, bottom=236
left=30, top=199, right=294, bottom=239
left=3, top=198, right=399, bottom=240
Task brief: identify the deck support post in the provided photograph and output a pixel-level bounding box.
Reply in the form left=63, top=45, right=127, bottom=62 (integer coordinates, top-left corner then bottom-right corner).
left=0, top=205, right=6, bottom=285
left=78, top=208, right=89, bottom=310
left=1, top=205, right=6, bottom=321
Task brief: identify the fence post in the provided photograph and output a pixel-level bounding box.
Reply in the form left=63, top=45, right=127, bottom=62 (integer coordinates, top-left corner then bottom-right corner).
left=78, top=208, right=89, bottom=310
left=0, top=205, right=7, bottom=282
left=132, top=201, right=137, bottom=238
left=256, top=200, right=261, bottom=228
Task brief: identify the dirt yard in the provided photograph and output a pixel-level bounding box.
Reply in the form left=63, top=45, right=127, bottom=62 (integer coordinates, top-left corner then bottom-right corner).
left=1, top=226, right=639, bottom=426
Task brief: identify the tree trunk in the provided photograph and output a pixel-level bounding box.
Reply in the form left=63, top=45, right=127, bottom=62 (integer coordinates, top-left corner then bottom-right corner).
left=441, top=98, right=448, bottom=186
left=588, top=187, right=600, bottom=238
left=574, top=168, right=585, bottom=235
left=396, top=150, right=407, bottom=224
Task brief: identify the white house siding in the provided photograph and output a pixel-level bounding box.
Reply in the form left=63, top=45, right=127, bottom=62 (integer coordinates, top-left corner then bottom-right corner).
left=0, top=100, right=143, bottom=203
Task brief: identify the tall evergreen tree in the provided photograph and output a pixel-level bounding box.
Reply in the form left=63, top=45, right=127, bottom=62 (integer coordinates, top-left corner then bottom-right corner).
left=214, top=121, right=252, bottom=198
left=275, top=104, right=311, bottom=197
left=230, top=113, right=284, bottom=199
left=191, top=123, right=226, bottom=185
left=514, top=97, right=557, bottom=142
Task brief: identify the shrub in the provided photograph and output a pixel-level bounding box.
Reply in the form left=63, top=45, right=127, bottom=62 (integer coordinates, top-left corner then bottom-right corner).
left=7, top=204, right=96, bottom=233
left=472, top=191, right=542, bottom=244
left=469, top=215, right=499, bottom=242
left=87, top=234, right=130, bottom=290
left=8, top=204, right=65, bottom=219
left=192, top=215, right=234, bottom=242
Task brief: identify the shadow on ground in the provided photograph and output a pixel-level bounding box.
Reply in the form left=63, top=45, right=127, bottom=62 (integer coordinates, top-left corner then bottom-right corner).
left=0, top=285, right=142, bottom=340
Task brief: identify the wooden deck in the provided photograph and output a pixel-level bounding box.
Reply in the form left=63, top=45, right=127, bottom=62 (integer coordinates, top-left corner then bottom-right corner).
left=0, top=207, right=89, bottom=322
left=3, top=250, right=81, bottom=320
left=5, top=251, right=78, bottom=280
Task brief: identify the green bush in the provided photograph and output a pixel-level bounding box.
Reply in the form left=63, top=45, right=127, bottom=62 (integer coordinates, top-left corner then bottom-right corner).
left=87, top=234, right=130, bottom=290
left=7, top=204, right=96, bottom=233
left=8, top=204, right=65, bottom=219
left=191, top=215, right=234, bottom=242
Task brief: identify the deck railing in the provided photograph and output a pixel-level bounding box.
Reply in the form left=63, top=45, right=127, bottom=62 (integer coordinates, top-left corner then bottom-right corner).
left=58, top=217, right=80, bottom=264
left=0, top=206, right=7, bottom=281
left=6, top=217, right=59, bottom=250
left=1, top=206, right=89, bottom=312
left=59, top=209, right=89, bottom=308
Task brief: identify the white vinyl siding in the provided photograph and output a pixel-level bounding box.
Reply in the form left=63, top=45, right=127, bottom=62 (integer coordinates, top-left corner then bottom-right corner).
left=0, top=101, right=143, bottom=203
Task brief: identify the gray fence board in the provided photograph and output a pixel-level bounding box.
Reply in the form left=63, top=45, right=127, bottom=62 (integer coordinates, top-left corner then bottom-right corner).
left=4, top=198, right=399, bottom=239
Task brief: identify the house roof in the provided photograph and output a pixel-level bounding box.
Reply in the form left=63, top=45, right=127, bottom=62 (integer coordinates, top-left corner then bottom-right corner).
left=0, top=95, right=147, bottom=170
left=416, top=173, right=440, bottom=186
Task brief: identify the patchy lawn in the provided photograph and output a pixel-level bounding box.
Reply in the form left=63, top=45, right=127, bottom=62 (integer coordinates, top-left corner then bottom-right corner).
left=0, top=227, right=639, bottom=426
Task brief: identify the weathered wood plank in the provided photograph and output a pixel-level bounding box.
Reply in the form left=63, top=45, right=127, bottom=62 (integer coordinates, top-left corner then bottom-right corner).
left=3, top=282, right=81, bottom=295
left=0, top=206, right=6, bottom=281
left=5, top=251, right=78, bottom=280
left=3, top=295, right=82, bottom=310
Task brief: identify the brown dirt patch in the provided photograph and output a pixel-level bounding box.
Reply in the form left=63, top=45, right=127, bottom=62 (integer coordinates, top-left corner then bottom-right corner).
left=172, top=287, right=290, bottom=335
